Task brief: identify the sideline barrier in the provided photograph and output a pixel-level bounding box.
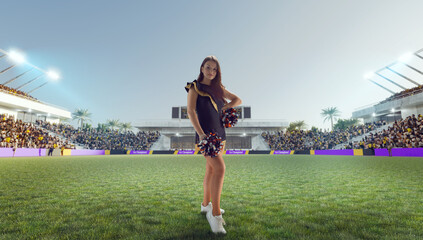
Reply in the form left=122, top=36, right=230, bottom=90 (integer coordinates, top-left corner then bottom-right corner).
left=226, top=150, right=247, bottom=155
left=63, top=149, right=71, bottom=156
left=363, top=149, right=375, bottom=156
left=110, top=150, right=126, bottom=155
left=0, top=148, right=14, bottom=157
left=3, top=148, right=423, bottom=157
left=15, top=148, right=46, bottom=157
left=249, top=150, right=271, bottom=154
left=153, top=150, right=175, bottom=155
left=273, top=150, right=292, bottom=155
left=375, top=148, right=423, bottom=157
left=177, top=150, right=195, bottom=155
left=71, top=149, right=105, bottom=156
left=130, top=150, right=151, bottom=155
left=315, top=149, right=354, bottom=156
left=0, top=148, right=46, bottom=157
left=353, top=149, right=363, bottom=156
left=294, top=150, right=310, bottom=155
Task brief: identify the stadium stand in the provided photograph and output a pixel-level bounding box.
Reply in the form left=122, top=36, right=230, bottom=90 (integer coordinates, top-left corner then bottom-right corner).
left=0, top=84, right=38, bottom=101
left=378, top=85, right=423, bottom=105
left=35, top=120, right=161, bottom=151
left=0, top=114, right=64, bottom=148
left=354, top=114, right=423, bottom=149
left=262, top=121, right=387, bottom=150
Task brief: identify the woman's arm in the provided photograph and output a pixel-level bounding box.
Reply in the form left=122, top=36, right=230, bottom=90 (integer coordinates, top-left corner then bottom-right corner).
left=187, top=86, right=206, bottom=139
left=222, top=88, right=242, bottom=111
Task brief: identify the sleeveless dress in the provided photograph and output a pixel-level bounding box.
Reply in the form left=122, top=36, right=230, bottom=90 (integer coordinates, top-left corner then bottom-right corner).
left=185, top=80, right=226, bottom=144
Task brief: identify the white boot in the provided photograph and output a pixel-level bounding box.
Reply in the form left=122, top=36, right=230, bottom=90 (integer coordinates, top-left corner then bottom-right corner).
left=206, top=210, right=226, bottom=234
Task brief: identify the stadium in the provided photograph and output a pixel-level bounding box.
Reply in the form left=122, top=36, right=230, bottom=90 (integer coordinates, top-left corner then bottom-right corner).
left=1, top=2, right=423, bottom=239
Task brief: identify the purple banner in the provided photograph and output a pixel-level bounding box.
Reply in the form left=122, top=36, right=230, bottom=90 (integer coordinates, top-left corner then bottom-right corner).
left=374, top=148, right=423, bottom=157
left=0, top=148, right=14, bottom=157
left=315, top=149, right=354, bottom=156
left=71, top=149, right=105, bottom=156
left=177, top=150, right=195, bottom=155
left=130, top=150, right=150, bottom=155
left=273, top=150, right=291, bottom=155
left=226, top=150, right=246, bottom=155
left=15, top=148, right=46, bottom=157
left=374, top=149, right=389, bottom=157
left=393, top=148, right=423, bottom=157
left=0, top=148, right=46, bottom=157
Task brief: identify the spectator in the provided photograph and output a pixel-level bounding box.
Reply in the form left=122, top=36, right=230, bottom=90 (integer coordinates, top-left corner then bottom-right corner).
left=35, top=120, right=160, bottom=151
left=0, top=84, right=38, bottom=101
left=0, top=114, right=63, bottom=149
left=262, top=120, right=386, bottom=150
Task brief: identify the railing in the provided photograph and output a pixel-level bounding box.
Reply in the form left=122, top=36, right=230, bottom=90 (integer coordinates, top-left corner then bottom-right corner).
left=353, top=102, right=379, bottom=111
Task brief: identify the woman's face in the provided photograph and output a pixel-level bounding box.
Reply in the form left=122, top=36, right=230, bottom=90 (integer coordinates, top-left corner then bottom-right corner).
left=201, top=60, right=217, bottom=81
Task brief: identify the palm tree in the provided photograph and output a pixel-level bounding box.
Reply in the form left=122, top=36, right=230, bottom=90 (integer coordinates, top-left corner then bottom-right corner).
left=72, top=109, right=92, bottom=129
left=120, top=122, right=133, bottom=132
left=106, top=119, right=120, bottom=131
left=334, top=118, right=359, bottom=130
left=321, top=107, right=341, bottom=130
left=294, top=120, right=306, bottom=130
left=287, top=120, right=307, bottom=131
left=59, top=117, right=70, bottom=123
left=97, top=123, right=108, bottom=132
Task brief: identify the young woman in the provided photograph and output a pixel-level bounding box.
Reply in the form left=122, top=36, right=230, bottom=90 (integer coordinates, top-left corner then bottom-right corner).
left=185, top=56, right=242, bottom=234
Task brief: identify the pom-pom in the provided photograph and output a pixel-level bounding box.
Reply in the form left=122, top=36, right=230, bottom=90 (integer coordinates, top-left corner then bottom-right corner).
left=222, top=108, right=239, bottom=128
left=197, top=132, right=223, bottom=157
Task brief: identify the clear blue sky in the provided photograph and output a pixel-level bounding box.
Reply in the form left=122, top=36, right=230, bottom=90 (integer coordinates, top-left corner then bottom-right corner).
left=2, top=0, right=423, bottom=130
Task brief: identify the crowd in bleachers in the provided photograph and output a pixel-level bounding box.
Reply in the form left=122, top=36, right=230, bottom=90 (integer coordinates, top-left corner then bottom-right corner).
left=349, top=114, right=423, bottom=149
left=6, top=112, right=423, bottom=151
left=35, top=120, right=160, bottom=151
left=0, top=84, right=38, bottom=101
left=0, top=114, right=64, bottom=149
left=379, top=85, right=423, bottom=105
left=262, top=121, right=386, bottom=150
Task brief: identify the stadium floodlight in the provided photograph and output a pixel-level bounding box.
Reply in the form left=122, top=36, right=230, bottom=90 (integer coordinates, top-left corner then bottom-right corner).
left=391, top=108, right=395, bottom=113
left=0, top=49, right=25, bottom=75
left=398, top=52, right=413, bottom=63
left=0, top=49, right=62, bottom=92
left=28, top=109, right=32, bottom=113
left=8, top=50, right=26, bottom=64
left=243, top=133, right=247, bottom=136
left=372, top=113, right=376, bottom=117
left=176, top=133, right=180, bottom=137
left=25, top=70, right=61, bottom=93
left=364, top=72, right=375, bottom=79
left=46, top=70, right=60, bottom=81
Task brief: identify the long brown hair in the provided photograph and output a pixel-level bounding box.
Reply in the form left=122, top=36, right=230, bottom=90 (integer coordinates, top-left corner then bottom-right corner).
left=197, top=56, right=227, bottom=102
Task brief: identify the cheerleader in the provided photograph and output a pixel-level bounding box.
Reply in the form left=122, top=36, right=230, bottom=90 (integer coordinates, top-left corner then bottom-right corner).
left=185, top=56, right=242, bottom=234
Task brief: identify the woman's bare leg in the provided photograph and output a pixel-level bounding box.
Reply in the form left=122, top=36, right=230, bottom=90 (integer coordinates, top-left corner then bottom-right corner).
left=202, top=161, right=213, bottom=207
left=204, top=141, right=226, bottom=216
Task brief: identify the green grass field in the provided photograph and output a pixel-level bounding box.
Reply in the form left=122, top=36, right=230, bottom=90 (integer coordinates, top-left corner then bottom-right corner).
left=1, top=155, right=423, bottom=240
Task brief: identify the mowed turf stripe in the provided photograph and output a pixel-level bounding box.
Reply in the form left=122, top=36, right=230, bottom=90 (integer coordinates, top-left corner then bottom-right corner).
left=0, top=155, right=422, bottom=239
